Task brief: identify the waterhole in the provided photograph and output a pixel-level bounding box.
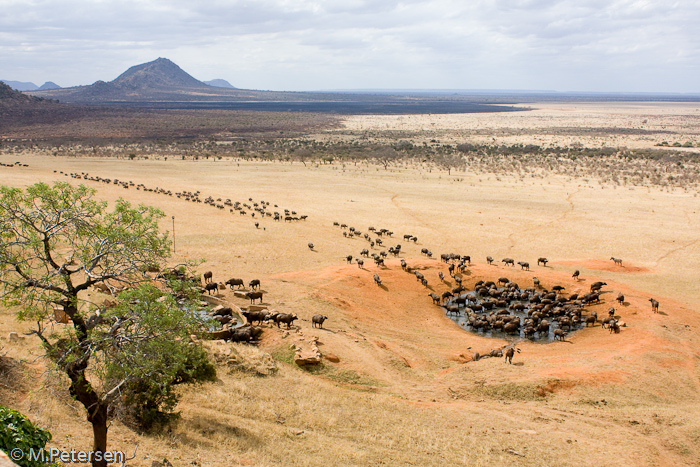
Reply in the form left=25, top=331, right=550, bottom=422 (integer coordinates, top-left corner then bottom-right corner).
left=442, top=283, right=585, bottom=342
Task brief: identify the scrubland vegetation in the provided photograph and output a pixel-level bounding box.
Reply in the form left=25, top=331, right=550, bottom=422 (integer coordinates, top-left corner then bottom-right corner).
left=3, top=135, right=700, bottom=192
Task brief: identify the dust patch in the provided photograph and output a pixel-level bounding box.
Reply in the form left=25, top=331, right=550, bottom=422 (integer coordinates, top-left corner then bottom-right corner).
left=554, top=259, right=651, bottom=273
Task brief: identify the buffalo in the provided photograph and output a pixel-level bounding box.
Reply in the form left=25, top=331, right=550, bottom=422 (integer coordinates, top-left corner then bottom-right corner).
left=275, top=313, right=298, bottom=329
left=649, top=298, right=660, bottom=313
left=204, top=282, right=220, bottom=295
left=242, top=310, right=269, bottom=325
left=504, top=347, right=518, bottom=364
left=246, top=291, right=264, bottom=304
left=312, top=314, right=328, bottom=328
left=225, top=278, right=244, bottom=289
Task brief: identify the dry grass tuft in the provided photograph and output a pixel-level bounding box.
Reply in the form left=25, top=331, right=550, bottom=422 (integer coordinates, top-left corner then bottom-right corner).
left=535, top=379, right=577, bottom=398
left=205, top=341, right=278, bottom=376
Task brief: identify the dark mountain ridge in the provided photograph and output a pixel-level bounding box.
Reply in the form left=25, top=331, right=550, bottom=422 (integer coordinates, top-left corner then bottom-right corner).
left=112, top=58, right=207, bottom=90
left=0, top=81, right=52, bottom=105
left=0, top=80, right=67, bottom=128
left=29, top=58, right=259, bottom=104
left=26, top=58, right=529, bottom=114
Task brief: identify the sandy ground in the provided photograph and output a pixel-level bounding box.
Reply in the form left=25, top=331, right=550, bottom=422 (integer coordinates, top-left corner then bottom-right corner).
left=316, top=102, right=700, bottom=150
left=1, top=102, right=700, bottom=466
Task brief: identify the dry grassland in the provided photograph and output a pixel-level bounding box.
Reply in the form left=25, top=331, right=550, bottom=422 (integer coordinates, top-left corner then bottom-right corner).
left=318, top=102, right=700, bottom=149
left=1, top=102, right=700, bottom=466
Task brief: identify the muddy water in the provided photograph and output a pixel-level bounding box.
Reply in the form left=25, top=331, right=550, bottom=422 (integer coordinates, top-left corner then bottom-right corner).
left=443, top=287, right=584, bottom=342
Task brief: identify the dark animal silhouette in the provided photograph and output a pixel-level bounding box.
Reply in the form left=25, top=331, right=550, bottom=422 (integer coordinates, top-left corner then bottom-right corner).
left=312, top=314, right=328, bottom=328
left=213, top=307, right=233, bottom=317
left=246, top=291, right=264, bottom=304
left=275, top=313, right=298, bottom=329
left=242, top=310, right=269, bottom=325
left=225, top=278, right=244, bottom=289
left=203, top=271, right=213, bottom=283
left=249, top=279, right=261, bottom=290
left=537, top=257, right=548, bottom=266
left=649, top=298, right=660, bottom=313
left=608, top=319, right=620, bottom=334
left=504, top=347, right=518, bottom=364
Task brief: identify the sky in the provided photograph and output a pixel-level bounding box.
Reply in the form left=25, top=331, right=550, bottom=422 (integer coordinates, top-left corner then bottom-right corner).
left=1, top=0, right=699, bottom=93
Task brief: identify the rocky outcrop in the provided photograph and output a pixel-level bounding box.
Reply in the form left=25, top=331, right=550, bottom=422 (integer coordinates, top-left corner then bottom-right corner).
left=293, top=334, right=322, bottom=366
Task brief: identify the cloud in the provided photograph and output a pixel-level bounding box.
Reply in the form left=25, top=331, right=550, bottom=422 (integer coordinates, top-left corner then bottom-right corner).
left=0, top=0, right=697, bottom=91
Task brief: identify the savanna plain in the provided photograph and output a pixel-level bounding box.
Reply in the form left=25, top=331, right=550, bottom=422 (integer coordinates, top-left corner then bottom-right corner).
left=2, top=102, right=700, bottom=466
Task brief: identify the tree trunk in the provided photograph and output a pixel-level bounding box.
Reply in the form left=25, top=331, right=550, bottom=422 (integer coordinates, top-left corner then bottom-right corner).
left=89, top=405, right=109, bottom=467
left=66, top=351, right=110, bottom=467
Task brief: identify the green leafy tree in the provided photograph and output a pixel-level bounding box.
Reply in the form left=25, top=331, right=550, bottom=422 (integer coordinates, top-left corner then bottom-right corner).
left=0, top=182, right=213, bottom=467
left=106, top=284, right=216, bottom=432
left=0, top=406, right=56, bottom=467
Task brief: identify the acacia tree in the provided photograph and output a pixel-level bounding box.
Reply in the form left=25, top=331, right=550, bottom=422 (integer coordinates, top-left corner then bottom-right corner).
left=435, top=153, right=464, bottom=175
left=373, top=146, right=399, bottom=170
left=0, top=182, right=213, bottom=467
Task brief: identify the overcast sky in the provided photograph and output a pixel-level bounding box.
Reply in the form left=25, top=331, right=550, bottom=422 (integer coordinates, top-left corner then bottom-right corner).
left=1, top=0, right=698, bottom=93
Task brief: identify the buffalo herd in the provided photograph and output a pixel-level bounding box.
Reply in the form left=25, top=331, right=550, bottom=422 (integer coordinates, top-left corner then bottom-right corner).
left=181, top=212, right=659, bottom=350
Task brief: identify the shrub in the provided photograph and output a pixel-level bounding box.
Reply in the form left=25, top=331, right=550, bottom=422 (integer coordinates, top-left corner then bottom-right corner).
left=0, top=406, right=55, bottom=467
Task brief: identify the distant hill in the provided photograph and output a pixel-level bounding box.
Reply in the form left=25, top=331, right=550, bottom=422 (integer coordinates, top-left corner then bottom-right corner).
left=0, top=80, right=63, bottom=125
left=204, top=79, right=236, bottom=89
left=112, top=57, right=207, bottom=90
left=1, top=80, right=61, bottom=91
left=1, top=80, right=39, bottom=91
left=38, top=81, right=61, bottom=90
left=29, top=57, right=260, bottom=104
left=25, top=58, right=530, bottom=114
left=1, top=81, right=44, bottom=103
